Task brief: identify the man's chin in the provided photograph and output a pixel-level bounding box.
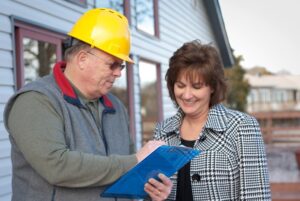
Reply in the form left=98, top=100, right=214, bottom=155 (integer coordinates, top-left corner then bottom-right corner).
left=106, top=82, right=114, bottom=88
left=103, top=87, right=112, bottom=95
left=106, top=85, right=113, bottom=91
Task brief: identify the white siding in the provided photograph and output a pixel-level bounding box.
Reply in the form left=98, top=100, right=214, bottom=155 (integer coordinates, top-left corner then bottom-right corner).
left=0, top=0, right=220, bottom=200
left=0, top=140, right=11, bottom=159
left=0, top=6, right=14, bottom=199
left=0, top=50, right=13, bottom=69
left=0, top=86, right=14, bottom=105
left=0, top=68, right=14, bottom=86
left=0, top=174, right=12, bottom=198
left=0, top=122, right=9, bottom=140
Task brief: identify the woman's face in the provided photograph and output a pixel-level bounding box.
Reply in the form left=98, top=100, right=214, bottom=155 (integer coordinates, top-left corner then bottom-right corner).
left=174, top=73, right=213, bottom=118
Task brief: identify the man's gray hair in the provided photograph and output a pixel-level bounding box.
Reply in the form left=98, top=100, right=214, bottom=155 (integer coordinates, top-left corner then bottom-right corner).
left=63, top=37, right=90, bottom=61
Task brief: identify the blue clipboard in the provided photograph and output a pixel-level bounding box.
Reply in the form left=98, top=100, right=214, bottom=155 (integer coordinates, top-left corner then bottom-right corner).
left=100, top=145, right=200, bottom=199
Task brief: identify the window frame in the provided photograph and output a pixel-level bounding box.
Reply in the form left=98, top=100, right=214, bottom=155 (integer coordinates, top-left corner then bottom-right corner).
left=14, top=20, right=65, bottom=89
left=126, top=61, right=137, bottom=141
left=135, top=0, right=160, bottom=38
left=138, top=58, right=163, bottom=144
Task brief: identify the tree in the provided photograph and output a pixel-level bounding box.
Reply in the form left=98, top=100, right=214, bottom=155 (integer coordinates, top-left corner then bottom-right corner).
left=246, top=66, right=273, bottom=76
left=224, top=55, right=250, bottom=112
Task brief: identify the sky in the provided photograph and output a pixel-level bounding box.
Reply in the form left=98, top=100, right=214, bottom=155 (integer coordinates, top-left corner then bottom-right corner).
left=219, top=0, right=300, bottom=75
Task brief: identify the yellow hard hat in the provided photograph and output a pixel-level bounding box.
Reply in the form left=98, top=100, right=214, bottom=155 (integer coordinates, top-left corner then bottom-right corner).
left=68, top=8, right=133, bottom=63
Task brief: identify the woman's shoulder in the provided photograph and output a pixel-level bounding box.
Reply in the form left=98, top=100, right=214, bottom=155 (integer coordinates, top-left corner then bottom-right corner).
left=210, top=104, right=257, bottom=125
left=217, top=104, right=258, bottom=125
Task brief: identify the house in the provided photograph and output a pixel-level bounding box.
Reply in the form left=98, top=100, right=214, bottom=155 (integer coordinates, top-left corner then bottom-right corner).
left=0, top=0, right=233, bottom=199
left=245, top=74, right=300, bottom=144
left=246, top=73, right=300, bottom=113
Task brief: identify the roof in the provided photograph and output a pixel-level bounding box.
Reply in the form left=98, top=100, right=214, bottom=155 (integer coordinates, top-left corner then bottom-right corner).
left=245, top=74, right=300, bottom=90
left=203, top=0, right=234, bottom=67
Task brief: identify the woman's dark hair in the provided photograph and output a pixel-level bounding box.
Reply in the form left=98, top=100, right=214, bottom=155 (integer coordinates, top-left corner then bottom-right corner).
left=166, top=40, right=227, bottom=107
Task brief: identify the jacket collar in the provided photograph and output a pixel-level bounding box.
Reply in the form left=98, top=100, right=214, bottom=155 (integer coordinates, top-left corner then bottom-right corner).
left=163, top=104, right=228, bottom=135
left=205, top=104, right=228, bottom=132
left=53, top=61, right=115, bottom=113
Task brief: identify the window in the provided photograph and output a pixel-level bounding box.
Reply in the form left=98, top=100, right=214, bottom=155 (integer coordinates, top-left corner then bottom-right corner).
left=135, top=0, right=159, bottom=37
left=251, top=89, right=259, bottom=103
left=111, top=68, right=129, bottom=108
left=110, top=64, right=136, bottom=139
left=22, top=38, right=56, bottom=84
left=138, top=59, right=162, bottom=144
left=14, top=21, right=65, bottom=89
left=247, top=90, right=254, bottom=104
left=259, top=88, right=271, bottom=103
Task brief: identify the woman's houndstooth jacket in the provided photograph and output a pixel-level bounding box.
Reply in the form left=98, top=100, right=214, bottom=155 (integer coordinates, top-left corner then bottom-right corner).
left=153, top=104, right=271, bottom=201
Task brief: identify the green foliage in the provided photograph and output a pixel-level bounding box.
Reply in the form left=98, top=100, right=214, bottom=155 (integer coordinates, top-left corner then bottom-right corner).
left=224, top=55, right=250, bottom=112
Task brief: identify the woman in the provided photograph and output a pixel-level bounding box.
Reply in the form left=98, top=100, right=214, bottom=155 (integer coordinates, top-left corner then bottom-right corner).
left=153, top=40, right=271, bottom=200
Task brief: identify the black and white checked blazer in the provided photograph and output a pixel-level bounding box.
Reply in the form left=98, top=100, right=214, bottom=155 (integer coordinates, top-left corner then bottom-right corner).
left=153, top=104, right=271, bottom=201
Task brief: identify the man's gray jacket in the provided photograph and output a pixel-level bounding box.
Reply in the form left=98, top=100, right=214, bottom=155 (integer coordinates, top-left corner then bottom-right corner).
left=4, top=62, right=136, bottom=201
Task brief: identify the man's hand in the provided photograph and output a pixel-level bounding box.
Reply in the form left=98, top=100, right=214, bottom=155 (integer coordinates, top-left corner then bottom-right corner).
left=144, top=173, right=173, bottom=201
left=135, top=140, right=165, bottom=162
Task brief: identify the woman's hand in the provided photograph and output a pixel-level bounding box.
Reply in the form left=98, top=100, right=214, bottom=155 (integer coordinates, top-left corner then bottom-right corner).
left=144, top=173, right=173, bottom=201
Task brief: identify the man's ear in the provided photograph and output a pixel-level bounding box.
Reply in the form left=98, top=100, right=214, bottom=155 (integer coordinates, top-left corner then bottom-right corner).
left=76, top=50, right=88, bottom=70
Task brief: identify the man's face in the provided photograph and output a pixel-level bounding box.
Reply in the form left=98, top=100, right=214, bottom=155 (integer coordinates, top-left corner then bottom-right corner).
left=80, top=48, right=125, bottom=99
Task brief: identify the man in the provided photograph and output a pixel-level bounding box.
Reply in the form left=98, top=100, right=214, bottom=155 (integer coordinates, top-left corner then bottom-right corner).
left=4, top=8, right=171, bottom=201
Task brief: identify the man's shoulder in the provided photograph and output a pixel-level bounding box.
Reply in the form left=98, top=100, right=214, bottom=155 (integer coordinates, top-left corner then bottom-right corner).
left=21, top=75, right=55, bottom=91
left=14, top=90, right=49, bottom=103
left=7, top=75, right=62, bottom=111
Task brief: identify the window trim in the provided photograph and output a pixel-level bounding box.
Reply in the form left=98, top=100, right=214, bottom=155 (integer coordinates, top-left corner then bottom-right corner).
left=135, top=0, right=160, bottom=38
left=14, top=20, right=65, bottom=89
left=139, top=57, right=163, bottom=121
left=124, top=0, right=132, bottom=25
left=126, top=60, right=136, bottom=142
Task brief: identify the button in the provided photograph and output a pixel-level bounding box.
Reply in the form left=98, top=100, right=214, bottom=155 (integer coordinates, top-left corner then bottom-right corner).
left=199, top=135, right=206, bottom=142
left=192, top=174, right=201, bottom=181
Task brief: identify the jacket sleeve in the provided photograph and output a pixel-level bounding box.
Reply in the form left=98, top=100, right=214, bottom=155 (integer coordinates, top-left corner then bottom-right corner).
left=6, top=91, right=137, bottom=187
left=237, top=115, right=271, bottom=200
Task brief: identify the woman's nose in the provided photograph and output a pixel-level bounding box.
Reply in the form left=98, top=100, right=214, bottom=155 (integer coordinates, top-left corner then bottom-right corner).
left=182, top=87, right=193, bottom=99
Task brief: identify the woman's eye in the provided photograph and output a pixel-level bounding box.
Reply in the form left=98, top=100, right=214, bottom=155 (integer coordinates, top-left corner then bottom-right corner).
left=176, top=83, right=185, bottom=88
left=193, top=83, right=205, bottom=89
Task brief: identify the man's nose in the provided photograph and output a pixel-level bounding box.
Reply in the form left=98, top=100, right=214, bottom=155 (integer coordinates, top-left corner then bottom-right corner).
left=113, top=68, right=122, bottom=77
